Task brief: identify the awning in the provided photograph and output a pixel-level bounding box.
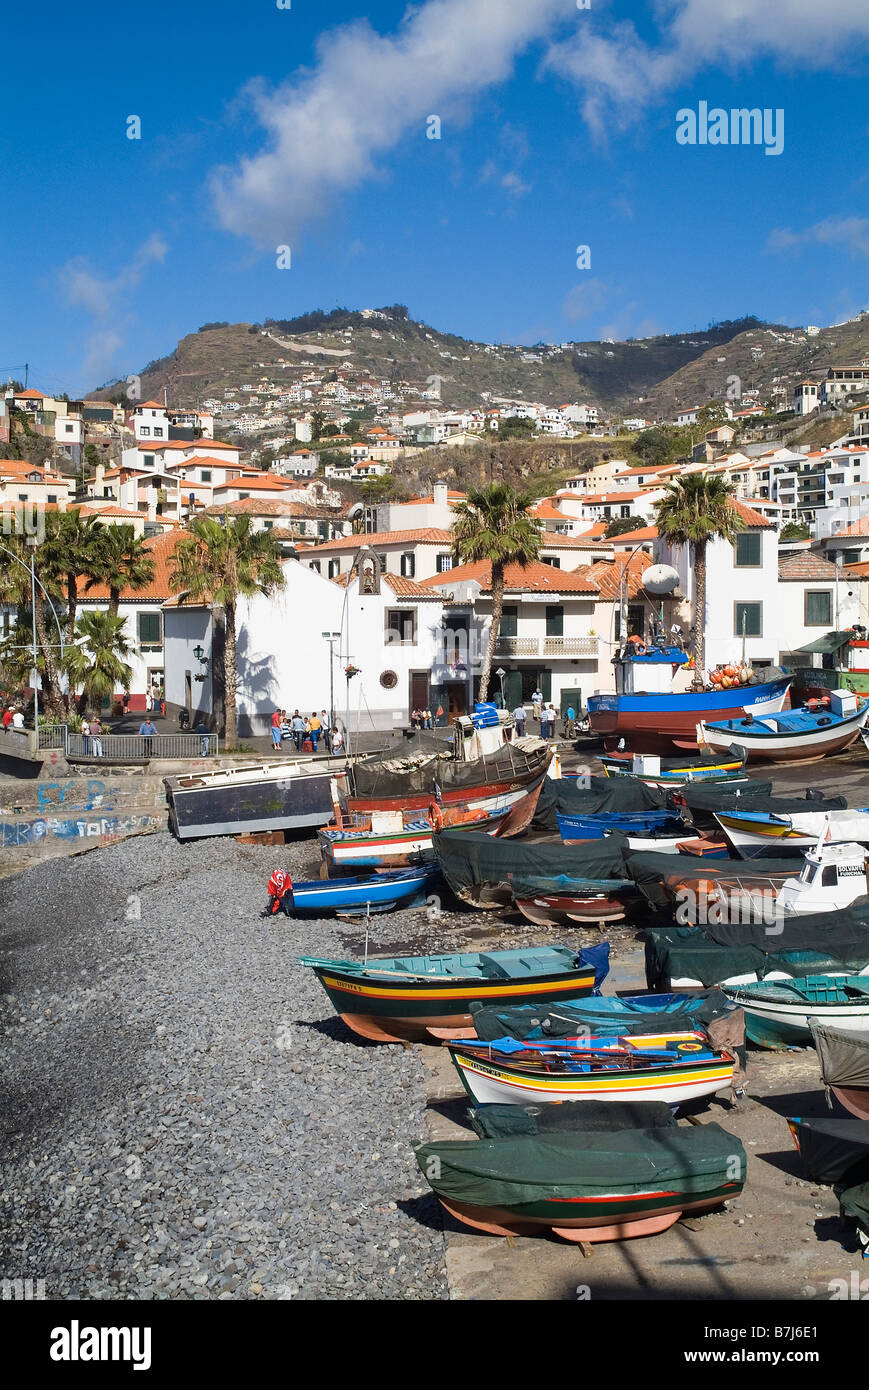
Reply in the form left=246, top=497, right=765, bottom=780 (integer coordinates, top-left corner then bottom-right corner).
left=794, top=629, right=855, bottom=655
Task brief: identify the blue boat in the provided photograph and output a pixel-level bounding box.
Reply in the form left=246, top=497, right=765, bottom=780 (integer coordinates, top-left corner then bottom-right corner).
left=270, top=865, right=441, bottom=916
left=588, top=643, right=791, bottom=753
left=701, top=700, right=869, bottom=763
left=556, top=809, right=686, bottom=841
left=454, top=989, right=742, bottom=1042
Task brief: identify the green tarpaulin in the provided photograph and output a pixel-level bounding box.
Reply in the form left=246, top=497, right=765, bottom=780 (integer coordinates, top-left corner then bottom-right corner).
left=533, top=774, right=665, bottom=832
left=416, top=1123, right=746, bottom=1209
left=434, top=826, right=631, bottom=896
left=469, top=1099, right=676, bottom=1139
left=794, top=630, right=855, bottom=655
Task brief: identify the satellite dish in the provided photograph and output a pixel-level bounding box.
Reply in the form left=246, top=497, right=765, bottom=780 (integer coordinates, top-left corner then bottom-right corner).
left=642, top=563, right=680, bottom=595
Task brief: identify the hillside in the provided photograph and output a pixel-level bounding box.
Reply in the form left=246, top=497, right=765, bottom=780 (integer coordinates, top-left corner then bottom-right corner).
left=644, top=313, right=869, bottom=416
left=90, top=308, right=774, bottom=414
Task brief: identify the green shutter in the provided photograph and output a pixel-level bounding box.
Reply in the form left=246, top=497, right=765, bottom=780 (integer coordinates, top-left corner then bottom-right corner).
left=541, top=671, right=552, bottom=701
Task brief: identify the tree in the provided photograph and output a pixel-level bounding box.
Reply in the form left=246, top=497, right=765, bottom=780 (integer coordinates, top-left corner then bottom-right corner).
left=87, top=525, right=156, bottom=616
left=780, top=522, right=811, bottom=542
left=653, top=472, right=743, bottom=685
left=64, top=610, right=132, bottom=713
left=47, top=511, right=106, bottom=640
left=171, top=516, right=285, bottom=745
left=450, top=483, right=542, bottom=701
left=310, top=411, right=325, bottom=442
left=0, top=532, right=66, bottom=717
left=604, top=515, right=644, bottom=538
left=498, top=416, right=538, bottom=440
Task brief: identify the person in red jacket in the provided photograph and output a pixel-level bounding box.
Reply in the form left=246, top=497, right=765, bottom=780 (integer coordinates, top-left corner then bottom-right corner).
left=2, top=706, right=12, bottom=732
left=271, top=708, right=282, bottom=749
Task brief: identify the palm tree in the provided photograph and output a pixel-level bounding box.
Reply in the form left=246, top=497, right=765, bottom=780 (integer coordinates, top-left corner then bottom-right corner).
left=450, top=482, right=542, bottom=702
left=48, top=510, right=106, bottom=640
left=170, top=516, right=285, bottom=745
left=0, top=532, right=66, bottom=717
left=64, top=610, right=132, bottom=711
left=653, top=472, right=743, bottom=684
left=87, top=524, right=155, bottom=616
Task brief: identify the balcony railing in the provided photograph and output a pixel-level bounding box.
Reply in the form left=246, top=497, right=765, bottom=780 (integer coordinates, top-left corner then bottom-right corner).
left=493, top=635, right=599, bottom=658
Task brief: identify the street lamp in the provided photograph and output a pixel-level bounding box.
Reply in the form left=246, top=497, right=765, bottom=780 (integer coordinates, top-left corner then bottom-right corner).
left=495, top=665, right=506, bottom=709
left=322, top=631, right=341, bottom=740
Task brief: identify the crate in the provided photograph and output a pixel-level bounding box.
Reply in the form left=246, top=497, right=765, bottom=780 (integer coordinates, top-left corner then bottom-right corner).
left=830, top=689, right=858, bottom=718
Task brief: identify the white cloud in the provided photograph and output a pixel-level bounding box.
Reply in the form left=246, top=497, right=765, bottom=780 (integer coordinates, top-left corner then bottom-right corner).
left=563, top=277, right=611, bottom=321
left=210, top=0, right=566, bottom=246
left=57, top=235, right=168, bottom=386
left=769, top=217, right=869, bottom=259
left=545, top=0, right=869, bottom=127
left=501, top=172, right=532, bottom=198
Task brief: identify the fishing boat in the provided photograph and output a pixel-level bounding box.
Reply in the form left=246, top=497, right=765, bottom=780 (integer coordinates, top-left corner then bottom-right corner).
left=267, top=865, right=440, bottom=916
left=557, top=813, right=703, bottom=855
left=434, top=826, right=637, bottom=912
left=721, top=975, right=869, bottom=1048
left=671, top=783, right=840, bottom=833
left=555, top=808, right=688, bottom=841
left=776, top=843, right=869, bottom=916
left=165, top=756, right=353, bottom=839
left=415, top=1119, right=746, bottom=1243
left=715, top=806, right=869, bottom=859
left=510, top=874, right=634, bottom=926
left=345, top=710, right=551, bottom=820
left=624, top=847, right=798, bottom=918
left=787, top=1115, right=869, bottom=1250
left=810, top=1023, right=869, bottom=1121
left=446, top=1034, right=736, bottom=1107
left=297, top=944, right=601, bottom=1043
left=587, top=643, right=791, bottom=753
left=598, top=752, right=748, bottom=788
left=428, top=987, right=743, bottom=1046
left=318, top=772, right=543, bottom=873
left=699, top=693, right=869, bottom=764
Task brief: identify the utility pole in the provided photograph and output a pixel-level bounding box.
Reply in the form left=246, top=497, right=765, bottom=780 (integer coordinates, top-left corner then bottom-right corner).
left=29, top=539, right=38, bottom=730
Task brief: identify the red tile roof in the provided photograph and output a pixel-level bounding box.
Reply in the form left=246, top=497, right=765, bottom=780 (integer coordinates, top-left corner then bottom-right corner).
left=829, top=516, right=869, bottom=538
left=572, top=550, right=650, bottom=600
left=419, top=559, right=599, bottom=595
left=609, top=524, right=659, bottom=544
left=779, top=551, right=856, bottom=581
left=79, top=529, right=187, bottom=602
left=730, top=498, right=773, bottom=529
left=305, top=528, right=453, bottom=552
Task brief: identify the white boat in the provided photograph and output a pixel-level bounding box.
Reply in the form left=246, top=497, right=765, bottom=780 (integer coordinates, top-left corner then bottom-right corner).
left=776, top=842, right=869, bottom=916
left=715, top=807, right=869, bottom=859
left=721, top=975, right=869, bottom=1047
left=699, top=695, right=869, bottom=764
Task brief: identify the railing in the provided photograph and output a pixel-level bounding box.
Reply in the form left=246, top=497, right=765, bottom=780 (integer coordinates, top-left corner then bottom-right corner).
left=493, top=635, right=599, bottom=658
left=493, top=636, right=538, bottom=656
left=37, top=723, right=68, bottom=749
left=543, top=636, right=599, bottom=657
left=67, top=733, right=220, bottom=760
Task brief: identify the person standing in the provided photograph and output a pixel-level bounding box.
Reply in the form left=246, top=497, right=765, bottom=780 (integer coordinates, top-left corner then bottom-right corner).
left=564, top=704, right=576, bottom=739
left=81, top=713, right=90, bottom=754
left=331, top=725, right=344, bottom=754
left=145, top=686, right=153, bottom=713
left=139, top=716, right=157, bottom=757
left=512, top=702, right=527, bottom=739
left=308, top=711, right=322, bottom=751
left=320, top=711, right=329, bottom=743
left=195, top=718, right=210, bottom=756
left=531, top=686, right=543, bottom=723
left=122, top=691, right=131, bottom=717
left=2, top=706, right=12, bottom=733
left=291, top=709, right=306, bottom=753
left=89, top=715, right=103, bottom=758
left=271, top=707, right=282, bottom=749
left=544, top=701, right=557, bottom=739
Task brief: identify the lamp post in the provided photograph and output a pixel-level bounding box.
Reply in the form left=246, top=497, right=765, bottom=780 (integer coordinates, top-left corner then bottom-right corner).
left=495, top=665, right=506, bottom=709
left=322, top=631, right=340, bottom=738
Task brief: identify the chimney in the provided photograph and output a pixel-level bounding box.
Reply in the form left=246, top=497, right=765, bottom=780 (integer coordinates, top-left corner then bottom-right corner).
left=434, top=480, right=448, bottom=508
left=94, top=462, right=105, bottom=497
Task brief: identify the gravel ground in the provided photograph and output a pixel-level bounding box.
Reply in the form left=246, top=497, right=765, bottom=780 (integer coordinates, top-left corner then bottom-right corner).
left=0, top=831, right=455, bottom=1300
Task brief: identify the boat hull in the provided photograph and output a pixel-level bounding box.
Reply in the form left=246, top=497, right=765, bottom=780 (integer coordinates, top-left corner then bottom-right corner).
left=722, top=994, right=869, bottom=1048
left=288, top=867, right=439, bottom=914
left=448, top=1046, right=735, bottom=1107
left=435, top=1189, right=736, bottom=1243
left=514, top=893, right=627, bottom=926
left=701, top=705, right=869, bottom=763
left=312, top=964, right=597, bottom=1043
left=165, top=759, right=350, bottom=839
left=588, top=678, right=791, bottom=752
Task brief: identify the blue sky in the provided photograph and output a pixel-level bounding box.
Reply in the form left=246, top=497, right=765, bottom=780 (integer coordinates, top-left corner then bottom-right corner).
left=4, top=0, right=869, bottom=397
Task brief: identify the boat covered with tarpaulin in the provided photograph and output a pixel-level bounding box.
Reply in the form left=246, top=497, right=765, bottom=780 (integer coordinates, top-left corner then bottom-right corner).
left=788, top=1115, right=869, bottom=1247
left=415, top=1120, right=746, bottom=1242
left=297, top=942, right=605, bottom=1043
left=455, top=987, right=742, bottom=1044
left=645, top=899, right=869, bottom=990
left=669, top=783, right=841, bottom=832
left=623, top=848, right=799, bottom=914
left=433, top=826, right=634, bottom=909
left=810, top=1022, right=869, bottom=1120
left=531, top=774, right=665, bottom=834
left=468, top=1098, right=678, bottom=1138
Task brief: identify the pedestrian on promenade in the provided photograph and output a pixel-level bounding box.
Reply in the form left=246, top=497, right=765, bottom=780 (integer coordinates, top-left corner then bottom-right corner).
left=145, top=686, right=153, bottom=713
left=308, top=711, right=322, bottom=751
left=331, top=725, right=344, bottom=754
left=513, top=703, right=527, bottom=739
left=271, top=707, right=282, bottom=749
left=12, top=707, right=25, bottom=731
left=2, top=706, right=12, bottom=733
left=195, top=718, right=210, bottom=755
left=291, top=709, right=306, bottom=752
left=122, top=691, right=131, bottom=716
left=139, top=717, right=157, bottom=757
left=531, top=686, right=543, bottom=722
left=81, top=714, right=90, bottom=754
left=89, top=715, right=103, bottom=758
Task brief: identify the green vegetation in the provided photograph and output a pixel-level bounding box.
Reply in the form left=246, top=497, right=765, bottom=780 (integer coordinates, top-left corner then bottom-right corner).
left=171, top=516, right=285, bottom=745
left=780, top=522, right=811, bottom=542
left=604, top=515, right=646, bottom=538
left=450, top=483, right=542, bottom=701
left=654, top=472, right=742, bottom=684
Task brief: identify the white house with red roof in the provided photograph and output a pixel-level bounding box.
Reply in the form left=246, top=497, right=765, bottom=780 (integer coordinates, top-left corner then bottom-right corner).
left=131, top=401, right=170, bottom=441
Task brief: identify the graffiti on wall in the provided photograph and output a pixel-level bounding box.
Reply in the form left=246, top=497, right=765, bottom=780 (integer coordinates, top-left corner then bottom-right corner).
left=0, top=814, right=161, bottom=848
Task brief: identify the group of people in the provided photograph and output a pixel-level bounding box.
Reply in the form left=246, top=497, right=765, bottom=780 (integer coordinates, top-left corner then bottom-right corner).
left=1, top=705, right=26, bottom=732
left=512, top=690, right=575, bottom=741
left=270, top=708, right=344, bottom=755
left=144, top=683, right=166, bottom=717
left=410, top=707, right=435, bottom=730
